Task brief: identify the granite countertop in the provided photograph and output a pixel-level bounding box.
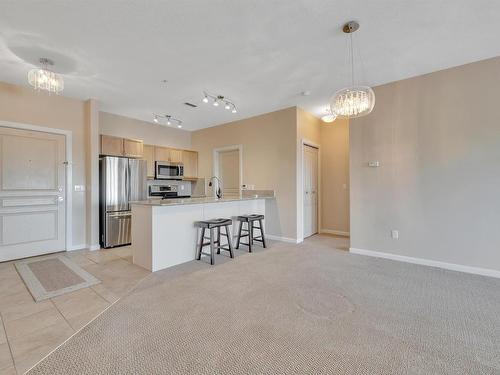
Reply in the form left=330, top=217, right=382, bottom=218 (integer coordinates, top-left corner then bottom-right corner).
left=131, top=194, right=274, bottom=207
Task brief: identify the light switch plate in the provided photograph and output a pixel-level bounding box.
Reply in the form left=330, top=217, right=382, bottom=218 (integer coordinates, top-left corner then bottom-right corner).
left=391, top=230, right=399, bottom=239
left=74, top=185, right=86, bottom=192
left=368, top=161, right=380, bottom=167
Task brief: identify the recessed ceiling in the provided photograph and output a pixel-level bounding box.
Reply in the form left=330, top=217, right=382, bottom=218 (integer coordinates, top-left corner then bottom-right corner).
left=1, top=0, right=499, bottom=130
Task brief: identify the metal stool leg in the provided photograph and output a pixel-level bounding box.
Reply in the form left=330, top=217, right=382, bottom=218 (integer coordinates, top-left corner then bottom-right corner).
left=196, top=227, right=205, bottom=260
left=209, top=227, right=215, bottom=265
left=216, top=226, right=221, bottom=254
left=248, top=221, right=253, bottom=253
left=259, top=219, right=267, bottom=248
left=236, top=221, right=243, bottom=249
left=225, top=225, right=234, bottom=258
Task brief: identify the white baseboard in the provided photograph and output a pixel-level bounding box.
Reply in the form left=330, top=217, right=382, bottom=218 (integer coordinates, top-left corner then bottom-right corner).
left=67, top=243, right=101, bottom=251
left=320, top=229, right=350, bottom=237
left=67, top=244, right=88, bottom=251
left=350, top=247, right=500, bottom=279
left=266, top=234, right=301, bottom=244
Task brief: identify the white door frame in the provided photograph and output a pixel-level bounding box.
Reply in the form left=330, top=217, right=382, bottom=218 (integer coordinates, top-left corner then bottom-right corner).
left=0, top=120, right=73, bottom=251
left=212, top=145, right=243, bottom=197
left=297, top=139, right=321, bottom=242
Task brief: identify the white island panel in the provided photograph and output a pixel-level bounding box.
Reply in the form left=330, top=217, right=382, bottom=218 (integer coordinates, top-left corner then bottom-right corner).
left=131, top=198, right=267, bottom=272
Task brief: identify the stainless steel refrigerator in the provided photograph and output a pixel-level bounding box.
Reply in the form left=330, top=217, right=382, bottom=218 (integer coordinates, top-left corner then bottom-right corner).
left=99, top=156, right=147, bottom=248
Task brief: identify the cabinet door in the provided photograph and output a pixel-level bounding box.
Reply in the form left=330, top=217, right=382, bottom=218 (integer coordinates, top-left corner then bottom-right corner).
left=154, top=146, right=171, bottom=162
left=100, top=135, right=123, bottom=156
left=169, top=149, right=183, bottom=163
left=123, top=138, right=144, bottom=158
left=143, top=145, right=155, bottom=178
left=182, top=150, right=198, bottom=179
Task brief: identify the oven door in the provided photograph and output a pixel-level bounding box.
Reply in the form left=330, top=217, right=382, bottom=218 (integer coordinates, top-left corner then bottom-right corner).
left=155, top=163, right=181, bottom=179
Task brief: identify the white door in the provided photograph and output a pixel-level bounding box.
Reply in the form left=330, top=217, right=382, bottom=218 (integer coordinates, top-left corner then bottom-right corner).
left=303, top=145, right=318, bottom=238
left=218, top=149, right=240, bottom=198
left=0, top=127, right=66, bottom=261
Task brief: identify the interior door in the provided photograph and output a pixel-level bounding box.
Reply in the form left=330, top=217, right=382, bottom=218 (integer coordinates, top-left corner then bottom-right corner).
left=0, top=126, right=66, bottom=261
left=218, top=149, right=240, bottom=198
left=303, top=145, right=318, bottom=238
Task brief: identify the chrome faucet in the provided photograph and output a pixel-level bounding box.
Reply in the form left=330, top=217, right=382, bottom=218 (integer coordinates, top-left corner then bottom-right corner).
left=208, top=176, right=223, bottom=199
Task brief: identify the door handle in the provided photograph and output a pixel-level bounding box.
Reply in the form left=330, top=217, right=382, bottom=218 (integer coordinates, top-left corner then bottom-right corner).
left=58, top=196, right=64, bottom=202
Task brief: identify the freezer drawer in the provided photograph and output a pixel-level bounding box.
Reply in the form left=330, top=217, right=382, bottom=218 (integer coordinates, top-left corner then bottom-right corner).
left=104, top=211, right=131, bottom=248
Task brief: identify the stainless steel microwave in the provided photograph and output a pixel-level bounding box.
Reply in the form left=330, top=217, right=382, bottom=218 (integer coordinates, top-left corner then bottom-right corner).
left=155, top=161, right=184, bottom=180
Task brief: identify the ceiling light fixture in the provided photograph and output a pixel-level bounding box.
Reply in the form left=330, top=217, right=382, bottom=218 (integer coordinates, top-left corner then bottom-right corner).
left=152, top=113, right=183, bottom=128
left=330, top=21, right=375, bottom=119
left=202, top=91, right=237, bottom=114
left=321, top=108, right=337, bottom=123
left=27, top=57, right=64, bottom=94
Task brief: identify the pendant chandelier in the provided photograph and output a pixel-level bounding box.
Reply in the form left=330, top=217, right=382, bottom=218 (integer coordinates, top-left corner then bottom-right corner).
left=27, top=58, right=64, bottom=94
left=330, top=21, right=375, bottom=119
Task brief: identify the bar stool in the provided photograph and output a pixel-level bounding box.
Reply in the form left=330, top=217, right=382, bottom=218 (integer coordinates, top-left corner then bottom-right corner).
left=195, top=218, right=234, bottom=265
left=236, top=214, right=266, bottom=252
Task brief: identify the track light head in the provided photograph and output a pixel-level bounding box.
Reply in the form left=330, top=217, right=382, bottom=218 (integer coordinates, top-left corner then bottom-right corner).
left=202, top=95, right=209, bottom=103
left=231, top=108, right=237, bottom=113
left=153, top=116, right=158, bottom=123
left=224, top=102, right=231, bottom=110
left=213, top=99, right=219, bottom=107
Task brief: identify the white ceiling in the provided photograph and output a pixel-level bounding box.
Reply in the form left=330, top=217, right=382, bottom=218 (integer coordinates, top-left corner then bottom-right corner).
left=1, top=0, right=499, bottom=131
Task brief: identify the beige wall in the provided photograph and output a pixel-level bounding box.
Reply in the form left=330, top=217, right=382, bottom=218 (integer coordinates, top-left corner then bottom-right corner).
left=350, top=56, right=500, bottom=272
left=320, top=119, right=350, bottom=234
left=192, top=107, right=298, bottom=240
left=99, top=111, right=191, bottom=149
left=0, top=81, right=88, bottom=248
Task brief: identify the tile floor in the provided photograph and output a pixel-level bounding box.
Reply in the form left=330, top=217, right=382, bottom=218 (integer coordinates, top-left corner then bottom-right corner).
left=0, top=234, right=350, bottom=374
left=0, top=246, right=149, bottom=374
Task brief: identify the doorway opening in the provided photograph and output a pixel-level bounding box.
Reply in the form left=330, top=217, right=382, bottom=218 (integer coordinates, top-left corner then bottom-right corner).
left=213, top=145, right=243, bottom=198
left=303, top=144, right=319, bottom=238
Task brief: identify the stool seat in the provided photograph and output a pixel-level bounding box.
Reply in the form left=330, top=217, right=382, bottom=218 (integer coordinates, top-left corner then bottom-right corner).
left=237, top=214, right=264, bottom=221
left=195, top=218, right=232, bottom=228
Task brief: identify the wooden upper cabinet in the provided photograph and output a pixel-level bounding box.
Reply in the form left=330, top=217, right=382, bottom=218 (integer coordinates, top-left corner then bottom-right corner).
left=169, top=149, right=183, bottom=163
left=123, top=138, right=144, bottom=158
left=182, top=150, right=198, bottom=179
left=100, top=135, right=144, bottom=158
left=143, top=144, right=155, bottom=178
left=154, top=146, right=171, bottom=162
left=100, top=135, right=123, bottom=156
left=154, top=147, right=183, bottom=163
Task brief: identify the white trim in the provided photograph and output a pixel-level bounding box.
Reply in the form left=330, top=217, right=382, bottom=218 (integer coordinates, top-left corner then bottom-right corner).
left=321, top=229, right=350, bottom=237
left=298, top=139, right=321, bottom=242
left=266, top=234, right=301, bottom=244
left=89, top=243, right=101, bottom=251
left=0, top=120, right=73, bottom=251
left=67, top=244, right=88, bottom=251
left=212, top=144, right=243, bottom=198
left=350, top=247, right=500, bottom=279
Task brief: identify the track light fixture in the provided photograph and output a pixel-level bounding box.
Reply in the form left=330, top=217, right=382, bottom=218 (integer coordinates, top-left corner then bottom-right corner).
left=152, top=113, right=183, bottom=128
left=201, top=91, right=237, bottom=113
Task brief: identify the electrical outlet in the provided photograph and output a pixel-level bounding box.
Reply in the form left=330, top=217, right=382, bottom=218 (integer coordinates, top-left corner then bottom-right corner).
left=391, top=230, right=399, bottom=239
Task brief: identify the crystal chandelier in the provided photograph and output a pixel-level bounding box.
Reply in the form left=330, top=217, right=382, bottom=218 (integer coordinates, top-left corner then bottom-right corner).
left=330, top=21, right=375, bottom=119
left=27, top=58, right=64, bottom=94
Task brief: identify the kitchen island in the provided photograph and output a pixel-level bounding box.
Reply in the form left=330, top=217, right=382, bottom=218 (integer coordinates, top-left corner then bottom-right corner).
left=130, top=195, right=272, bottom=271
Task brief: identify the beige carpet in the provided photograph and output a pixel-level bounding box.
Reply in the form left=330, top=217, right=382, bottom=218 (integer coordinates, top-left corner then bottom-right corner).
left=28, top=237, right=500, bottom=374
left=15, top=254, right=100, bottom=301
